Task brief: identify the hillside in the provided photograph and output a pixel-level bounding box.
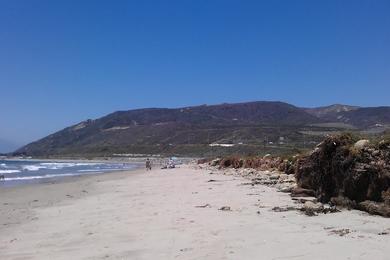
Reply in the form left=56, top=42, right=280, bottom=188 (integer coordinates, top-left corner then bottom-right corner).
left=14, top=101, right=390, bottom=157
left=305, top=105, right=390, bottom=129
left=305, top=104, right=359, bottom=119
left=15, top=101, right=321, bottom=157
left=333, top=107, right=390, bottom=128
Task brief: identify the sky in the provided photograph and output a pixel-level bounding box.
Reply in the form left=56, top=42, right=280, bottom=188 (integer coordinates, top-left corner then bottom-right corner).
left=0, top=0, right=389, bottom=150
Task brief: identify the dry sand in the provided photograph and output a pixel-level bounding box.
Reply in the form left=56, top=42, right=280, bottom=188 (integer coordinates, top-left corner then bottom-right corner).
left=1, top=165, right=390, bottom=260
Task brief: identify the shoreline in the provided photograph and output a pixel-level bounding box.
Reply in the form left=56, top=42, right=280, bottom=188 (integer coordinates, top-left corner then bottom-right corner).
left=1, top=164, right=390, bottom=259
left=0, top=159, right=144, bottom=188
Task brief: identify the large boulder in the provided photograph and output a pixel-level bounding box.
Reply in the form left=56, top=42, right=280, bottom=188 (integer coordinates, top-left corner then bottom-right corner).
left=354, top=139, right=370, bottom=150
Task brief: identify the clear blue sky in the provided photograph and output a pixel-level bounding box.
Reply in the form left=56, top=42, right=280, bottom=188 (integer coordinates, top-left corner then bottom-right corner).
left=0, top=0, right=389, bottom=149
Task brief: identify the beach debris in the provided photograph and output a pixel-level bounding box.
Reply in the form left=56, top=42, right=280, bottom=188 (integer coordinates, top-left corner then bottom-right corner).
left=272, top=206, right=297, bottom=212
left=195, top=204, right=211, bottom=208
left=323, top=226, right=335, bottom=230
left=240, top=182, right=255, bottom=186
left=209, top=158, right=221, bottom=167
left=216, top=154, right=297, bottom=175
left=299, top=201, right=339, bottom=216
left=292, top=197, right=317, bottom=204
left=329, top=229, right=351, bottom=237
left=207, top=179, right=218, bottom=182
left=378, top=231, right=389, bottom=235
left=219, top=206, right=231, bottom=211
left=301, top=201, right=324, bottom=216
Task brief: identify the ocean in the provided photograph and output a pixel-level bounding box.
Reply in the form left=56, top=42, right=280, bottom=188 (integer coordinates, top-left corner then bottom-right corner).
left=0, top=159, right=138, bottom=187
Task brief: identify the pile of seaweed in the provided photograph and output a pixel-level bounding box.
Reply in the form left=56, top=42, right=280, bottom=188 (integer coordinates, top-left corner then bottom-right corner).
left=295, top=133, right=390, bottom=217
left=207, top=155, right=296, bottom=175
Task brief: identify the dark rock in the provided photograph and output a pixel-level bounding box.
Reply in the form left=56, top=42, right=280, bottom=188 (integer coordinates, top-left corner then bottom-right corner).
left=195, top=204, right=211, bottom=208
left=291, top=187, right=316, bottom=197
left=330, top=196, right=356, bottom=209
left=219, top=206, right=231, bottom=211
left=357, top=201, right=390, bottom=217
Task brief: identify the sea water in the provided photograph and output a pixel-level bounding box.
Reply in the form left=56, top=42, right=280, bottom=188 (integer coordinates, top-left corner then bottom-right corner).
left=0, top=160, right=138, bottom=187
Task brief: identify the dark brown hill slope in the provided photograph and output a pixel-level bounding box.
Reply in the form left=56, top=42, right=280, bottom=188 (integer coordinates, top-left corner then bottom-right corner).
left=16, top=101, right=321, bottom=156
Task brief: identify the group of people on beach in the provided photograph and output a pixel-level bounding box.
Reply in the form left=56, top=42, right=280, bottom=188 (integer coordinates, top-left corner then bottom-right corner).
left=145, top=158, right=176, bottom=171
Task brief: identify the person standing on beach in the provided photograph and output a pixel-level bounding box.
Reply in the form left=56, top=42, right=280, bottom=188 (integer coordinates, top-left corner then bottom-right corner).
left=145, top=158, right=152, bottom=171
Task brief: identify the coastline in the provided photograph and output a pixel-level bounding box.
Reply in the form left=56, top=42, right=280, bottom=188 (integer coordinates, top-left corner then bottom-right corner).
left=1, top=164, right=390, bottom=259
left=0, top=158, right=145, bottom=188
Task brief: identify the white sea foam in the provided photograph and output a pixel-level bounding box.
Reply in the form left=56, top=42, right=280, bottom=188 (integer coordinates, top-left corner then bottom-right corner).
left=77, top=167, right=128, bottom=172
left=22, top=165, right=45, bottom=171
left=78, top=169, right=104, bottom=172
left=0, top=170, right=21, bottom=174
left=3, top=172, right=103, bottom=181
left=39, top=162, right=100, bottom=169
left=0, top=163, right=7, bottom=167
left=20, top=162, right=94, bottom=171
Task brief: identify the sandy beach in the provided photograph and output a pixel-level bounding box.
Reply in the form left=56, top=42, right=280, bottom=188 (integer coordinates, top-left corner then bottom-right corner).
left=1, top=165, right=390, bottom=260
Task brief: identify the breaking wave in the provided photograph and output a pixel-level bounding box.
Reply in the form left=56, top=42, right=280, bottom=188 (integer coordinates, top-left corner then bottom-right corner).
left=0, top=170, right=21, bottom=174
left=3, top=172, right=103, bottom=181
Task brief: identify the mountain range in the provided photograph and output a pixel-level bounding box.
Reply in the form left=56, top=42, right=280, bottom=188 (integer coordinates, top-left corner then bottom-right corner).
left=14, top=101, right=390, bottom=157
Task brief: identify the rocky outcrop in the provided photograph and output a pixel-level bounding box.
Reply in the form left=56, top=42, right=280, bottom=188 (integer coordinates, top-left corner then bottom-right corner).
left=294, top=134, right=390, bottom=217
